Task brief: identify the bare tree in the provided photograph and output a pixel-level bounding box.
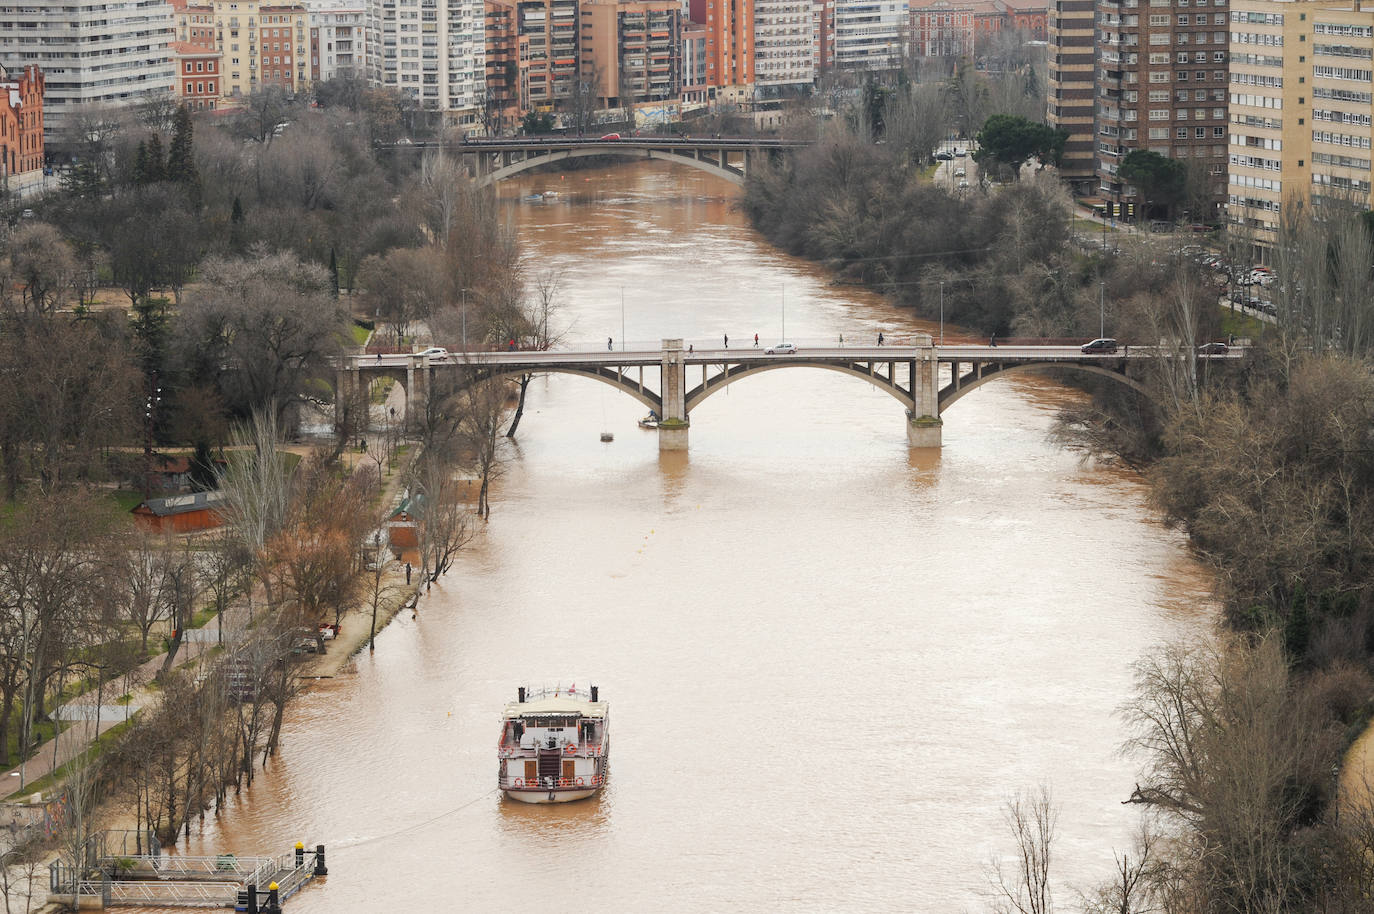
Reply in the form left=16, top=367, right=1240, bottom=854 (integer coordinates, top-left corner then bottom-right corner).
left=0, top=223, right=78, bottom=317
left=456, top=376, right=508, bottom=519
left=177, top=252, right=349, bottom=424
left=217, top=409, right=294, bottom=611
left=506, top=267, right=566, bottom=437
left=1081, top=817, right=1166, bottom=914
left=986, top=784, right=1058, bottom=914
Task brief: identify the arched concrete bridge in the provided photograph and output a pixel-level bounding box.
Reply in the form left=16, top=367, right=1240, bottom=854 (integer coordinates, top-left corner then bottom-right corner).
left=339, top=339, right=1235, bottom=449
left=399, top=136, right=808, bottom=188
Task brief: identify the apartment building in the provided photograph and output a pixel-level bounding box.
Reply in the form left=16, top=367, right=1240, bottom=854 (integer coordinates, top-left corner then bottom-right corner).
left=1227, top=0, right=1374, bottom=251
left=755, top=0, right=815, bottom=95
left=372, top=0, right=485, bottom=119
left=307, top=1, right=368, bottom=81
left=173, top=0, right=219, bottom=47
left=691, top=0, right=753, bottom=96
left=682, top=19, right=709, bottom=103
left=172, top=41, right=222, bottom=108
left=1048, top=0, right=1096, bottom=190
left=582, top=0, right=682, bottom=107
left=814, top=0, right=836, bottom=69
left=519, top=0, right=580, bottom=111
left=211, top=1, right=306, bottom=98
left=1093, top=0, right=1231, bottom=218
left=832, top=0, right=906, bottom=70
left=0, top=64, right=44, bottom=180
left=484, top=0, right=523, bottom=124
left=0, top=0, right=175, bottom=139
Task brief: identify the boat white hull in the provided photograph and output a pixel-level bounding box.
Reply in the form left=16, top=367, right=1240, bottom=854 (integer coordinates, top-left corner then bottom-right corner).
left=503, top=787, right=601, bottom=804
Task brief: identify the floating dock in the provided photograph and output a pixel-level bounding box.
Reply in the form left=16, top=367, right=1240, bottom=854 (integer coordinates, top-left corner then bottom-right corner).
left=47, top=831, right=327, bottom=910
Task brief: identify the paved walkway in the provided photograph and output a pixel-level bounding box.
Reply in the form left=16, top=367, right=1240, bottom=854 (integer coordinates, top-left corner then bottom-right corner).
left=2, top=601, right=254, bottom=799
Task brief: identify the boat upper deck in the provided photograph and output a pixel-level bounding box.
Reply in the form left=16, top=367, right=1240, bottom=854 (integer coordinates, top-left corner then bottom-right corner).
left=502, top=688, right=607, bottom=720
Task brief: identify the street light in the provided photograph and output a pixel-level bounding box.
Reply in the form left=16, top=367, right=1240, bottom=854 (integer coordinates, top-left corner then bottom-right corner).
left=939, top=280, right=945, bottom=345
left=1099, top=282, right=1106, bottom=339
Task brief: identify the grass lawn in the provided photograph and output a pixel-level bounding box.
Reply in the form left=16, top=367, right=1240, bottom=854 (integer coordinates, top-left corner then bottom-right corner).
left=110, top=490, right=144, bottom=513
left=1220, top=307, right=1267, bottom=340
left=351, top=324, right=372, bottom=347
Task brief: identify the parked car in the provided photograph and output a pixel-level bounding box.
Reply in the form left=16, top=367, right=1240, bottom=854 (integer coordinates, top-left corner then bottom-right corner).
left=765, top=342, right=798, bottom=355
left=954, top=149, right=967, bottom=157
left=954, top=167, right=966, bottom=177
left=1080, top=338, right=1119, bottom=354
left=935, top=152, right=954, bottom=161
left=1198, top=341, right=1229, bottom=355
left=958, top=179, right=970, bottom=189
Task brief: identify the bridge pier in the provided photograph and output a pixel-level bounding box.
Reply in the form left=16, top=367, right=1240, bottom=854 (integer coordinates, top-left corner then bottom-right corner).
left=658, top=338, right=689, bottom=451
left=906, top=343, right=942, bottom=448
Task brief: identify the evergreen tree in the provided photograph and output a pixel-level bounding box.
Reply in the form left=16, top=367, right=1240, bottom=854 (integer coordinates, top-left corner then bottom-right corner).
left=145, top=134, right=167, bottom=183
left=229, top=196, right=246, bottom=252
left=188, top=440, right=217, bottom=491
left=329, top=247, right=340, bottom=299
left=167, top=104, right=200, bottom=206
left=132, top=140, right=149, bottom=185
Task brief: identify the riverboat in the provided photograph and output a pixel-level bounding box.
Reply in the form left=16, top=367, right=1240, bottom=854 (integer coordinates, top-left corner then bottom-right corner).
left=637, top=412, right=659, bottom=429
left=498, top=685, right=609, bottom=803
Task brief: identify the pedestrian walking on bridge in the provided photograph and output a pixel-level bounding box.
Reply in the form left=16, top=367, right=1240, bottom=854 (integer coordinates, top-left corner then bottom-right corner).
left=608, top=336, right=613, bottom=350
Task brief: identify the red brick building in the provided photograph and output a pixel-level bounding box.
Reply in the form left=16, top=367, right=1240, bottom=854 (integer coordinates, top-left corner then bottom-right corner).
left=0, top=65, right=43, bottom=181
left=258, top=5, right=308, bottom=93
left=909, top=0, right=975, bottom=58
left=908, top=0, right=1046, bottom=58
left=173, top=42, right=221, bottom=110
left=1000, top=0, right=1046, bottom=40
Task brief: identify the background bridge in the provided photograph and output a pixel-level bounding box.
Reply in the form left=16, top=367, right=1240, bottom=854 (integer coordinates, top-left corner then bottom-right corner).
left=397, top=136, right=807, bottom=187
left=340, top=339, right=1239, bottom=449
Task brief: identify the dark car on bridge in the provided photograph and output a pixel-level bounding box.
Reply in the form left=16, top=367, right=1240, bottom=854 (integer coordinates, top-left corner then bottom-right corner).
left=1080, top=338, right=1118, bottom=354
left=1198, top=341, right=1229, bottom=355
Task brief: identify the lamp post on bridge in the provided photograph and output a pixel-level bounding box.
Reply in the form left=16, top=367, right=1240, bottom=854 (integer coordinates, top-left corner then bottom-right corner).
left=1099, top=282, right=1106, bottom=339
left=939, top=281, right=945, bottom=345
left=461, top=288, right=468, bottom=351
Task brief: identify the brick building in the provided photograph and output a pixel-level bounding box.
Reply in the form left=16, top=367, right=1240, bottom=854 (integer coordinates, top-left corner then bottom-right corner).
left=0, top=64, right=43, bottom=183
left=172, top=42, right=221, bottom=110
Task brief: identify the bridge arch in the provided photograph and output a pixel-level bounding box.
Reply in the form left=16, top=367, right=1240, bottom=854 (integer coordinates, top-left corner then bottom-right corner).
left=467, top=364, right=664, bottom=413
left=474, top=146, right=745, bottom=188
left=685, top=361, right=914, bottom=413
left=939, top=362, right=1152, bottom=411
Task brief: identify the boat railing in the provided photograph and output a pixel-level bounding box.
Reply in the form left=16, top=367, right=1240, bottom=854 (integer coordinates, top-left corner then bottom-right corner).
left=499, top=742, right=606, bottom=758
left=501, top=774, right=605, bottom=790
left=518, top=686, right=598, bottom=702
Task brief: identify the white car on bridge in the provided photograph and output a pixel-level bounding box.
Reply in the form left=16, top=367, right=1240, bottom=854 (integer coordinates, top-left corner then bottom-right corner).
left=765, top=342, right=798, bottom=355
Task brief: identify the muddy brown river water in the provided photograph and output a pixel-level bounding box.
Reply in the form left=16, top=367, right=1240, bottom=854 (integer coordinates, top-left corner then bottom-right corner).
left=169, top=161, right=1215, bottom=912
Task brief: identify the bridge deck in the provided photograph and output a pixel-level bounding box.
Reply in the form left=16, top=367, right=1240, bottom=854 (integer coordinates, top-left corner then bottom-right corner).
left=349, top=344, right=1244, bottom=370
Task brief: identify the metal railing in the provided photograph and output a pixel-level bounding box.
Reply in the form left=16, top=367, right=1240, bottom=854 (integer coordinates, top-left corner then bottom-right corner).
left=154, top=854, right=275, bottom=879
left=81, top=879, right=239, bottom=906
left=502, top=774, right=604, bottom=790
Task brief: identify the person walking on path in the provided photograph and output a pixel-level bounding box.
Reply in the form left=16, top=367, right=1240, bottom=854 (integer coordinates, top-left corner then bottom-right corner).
left=608, top=337, right=613, bottom=350
left=878, top=332, right=885, bottom=346
left=688, top=344, right=694, bottom=354
left=754, top=333, right=759, bottom=347
left=724, top=334, right=729, bottom=348
left=990, top=333, right=997, bottom=347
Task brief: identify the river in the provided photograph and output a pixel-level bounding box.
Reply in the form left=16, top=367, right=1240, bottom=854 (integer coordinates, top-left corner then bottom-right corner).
left=174, top=161, right=1214, bottom=911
